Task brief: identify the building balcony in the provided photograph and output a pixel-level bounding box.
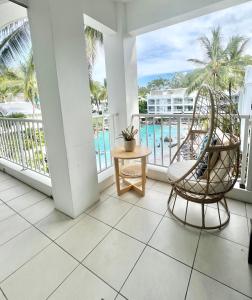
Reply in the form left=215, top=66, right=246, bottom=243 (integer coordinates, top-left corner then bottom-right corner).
left=1, top=0, right=252, bottom=298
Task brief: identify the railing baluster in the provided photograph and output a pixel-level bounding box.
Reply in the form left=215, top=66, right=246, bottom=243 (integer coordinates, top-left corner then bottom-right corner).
left=102, top=123, right=107, bottom=170
left=169, top=117, right=172, bottom=164
left=27, top=121, right=37, bottom=171
left=18, top=121, right=27, bottom=170
left=138, top=116, right=141, bottom=145
left=13, top=121, right=21, bottom=165
left=177, top=116, right=181, bottom=161
left=240, top=116, right=249, bottom=187
left=246, top=119, right=252, bottom=191
left=9, top=120, right=17, bottom=163
left=3, top=120, right=12, bottom=161
left=97, top=130, right=102, bottom=173
left=161, top=117, right=164, bottom=166
left=0, top=120, right=7, bottom=159
left=23, top=121, right=32, bottom=169
left=37, top=121, right=47, bottom=175
left=32, top=121, right=41, bottom=173
left=153, top=117, right=156, bottom=164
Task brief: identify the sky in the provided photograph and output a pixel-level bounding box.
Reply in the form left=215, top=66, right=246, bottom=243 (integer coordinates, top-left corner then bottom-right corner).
left=92, top=0, right=252, bottom=85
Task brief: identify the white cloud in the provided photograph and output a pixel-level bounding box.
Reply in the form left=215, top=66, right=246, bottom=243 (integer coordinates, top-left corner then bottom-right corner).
left=92, top=0, right=252, bottom=81
left=91, top=45, right=106, bottom=83
left=136, top=0, right=252, bottom=76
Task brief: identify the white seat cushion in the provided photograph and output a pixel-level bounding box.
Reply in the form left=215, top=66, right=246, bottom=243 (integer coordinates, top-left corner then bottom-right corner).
left=167, top=159, right=231, bottom=194
left=167, top=160, right=196, bottom=181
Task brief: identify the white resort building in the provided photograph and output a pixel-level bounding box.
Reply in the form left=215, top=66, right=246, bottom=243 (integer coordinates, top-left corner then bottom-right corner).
left=147, top=88, right=197, bottom=114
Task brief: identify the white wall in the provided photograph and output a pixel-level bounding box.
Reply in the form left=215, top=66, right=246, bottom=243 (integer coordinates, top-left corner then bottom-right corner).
left=0, top=1, right=26, bottom=28
left=126, top=0, right=250, bottom=34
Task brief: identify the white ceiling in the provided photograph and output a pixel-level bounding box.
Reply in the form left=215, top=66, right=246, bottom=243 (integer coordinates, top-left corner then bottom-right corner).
left=114, top=0, right=136, bottom=2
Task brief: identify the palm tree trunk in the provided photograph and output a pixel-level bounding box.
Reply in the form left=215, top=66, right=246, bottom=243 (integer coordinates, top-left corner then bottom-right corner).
left=32, top=102, right=35, bottom=119
left=228, top=81, right=232, bottom=100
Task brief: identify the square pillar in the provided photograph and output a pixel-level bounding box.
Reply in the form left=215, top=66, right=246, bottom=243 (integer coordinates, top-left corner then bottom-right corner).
left=27, top=0, right=99, bottom=218
left=104, top=2, right=138, bottom=135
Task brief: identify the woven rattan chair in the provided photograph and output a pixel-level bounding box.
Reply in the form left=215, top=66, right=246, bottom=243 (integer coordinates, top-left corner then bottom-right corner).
left=167, top=85, right=240, bottom=229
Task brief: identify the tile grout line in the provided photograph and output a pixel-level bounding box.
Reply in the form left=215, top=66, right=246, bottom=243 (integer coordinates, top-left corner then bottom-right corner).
left=45, top=263, right=81, bottom=300
left=0, top=241, right=54, bottom=285
left=184, top=229, right=202, bottom=299
left=245, top=203, right=250, bottom=236
left=0, top=286, right=8, bottom=300
left=108, top=188, right=250, bottom=249
left=193, top=268, right=252, bottom=299
left=0, top=202, right=121, bottom=298
left=86, top=211, right=195, bottom=270
left=0, top=189, right=134, bottom=298
left=190, top=207, right=252, bottom=299
left=0, top=181, right=33, bottom=196
left=0, top=195, right=50, bottom=224
left=0, top=187, right=37, bottom=203
left=1, top=182, right=251, bottom=299
left=116, top=203, right=170, bottom=298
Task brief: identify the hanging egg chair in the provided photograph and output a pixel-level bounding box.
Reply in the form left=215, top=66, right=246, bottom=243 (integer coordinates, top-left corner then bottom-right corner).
left=167, top=85, right=240, bottom=229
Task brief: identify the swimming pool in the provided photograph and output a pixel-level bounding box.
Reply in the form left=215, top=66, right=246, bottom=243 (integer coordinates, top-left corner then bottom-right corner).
left=94, top=123, right=188, bottom=172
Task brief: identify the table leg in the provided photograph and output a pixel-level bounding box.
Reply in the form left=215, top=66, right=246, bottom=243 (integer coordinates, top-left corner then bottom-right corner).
left=141, top=156, right=146, bottom=196
left=114, top=158, right=120, bottom=195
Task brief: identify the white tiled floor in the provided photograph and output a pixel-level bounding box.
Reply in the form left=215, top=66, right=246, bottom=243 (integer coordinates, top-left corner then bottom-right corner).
left=0, top=172, right=251, bottom=300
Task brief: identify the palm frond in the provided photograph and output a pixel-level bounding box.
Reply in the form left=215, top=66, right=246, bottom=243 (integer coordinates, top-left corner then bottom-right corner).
left=187, top=58, right=207, bottom=65
left=84, top=26, right=103, bottom=80
left=0, top=20, right=31, bottom=67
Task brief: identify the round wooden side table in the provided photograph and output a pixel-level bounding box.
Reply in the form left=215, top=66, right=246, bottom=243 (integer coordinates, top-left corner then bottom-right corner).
left=111, top=145, right=151, bottom=197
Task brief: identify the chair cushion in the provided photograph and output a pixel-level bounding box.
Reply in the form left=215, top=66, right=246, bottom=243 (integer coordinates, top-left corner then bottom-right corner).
left=167, top=160, right=196, bottom=182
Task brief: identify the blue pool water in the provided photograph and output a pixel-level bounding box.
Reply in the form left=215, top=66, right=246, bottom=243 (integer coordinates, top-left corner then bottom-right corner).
left=94, top=124, right=188, bottom=171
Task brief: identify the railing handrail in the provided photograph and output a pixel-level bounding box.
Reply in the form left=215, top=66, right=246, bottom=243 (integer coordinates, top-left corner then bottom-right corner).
left=0, top=113, right=119, bottom=123
left=91, top=113, right=118, bottom=120
left=0, top=117, right=43, bottom=123
left=133, top=113, right=251, bottom=119
left=132, top=113, right=193, bottom=118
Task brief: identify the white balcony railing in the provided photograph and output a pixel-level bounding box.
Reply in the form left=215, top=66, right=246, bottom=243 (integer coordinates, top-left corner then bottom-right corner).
left=132, top=113, right=252, bottom=188
left=0, top=117, right=49, bottom=176
left=0, top=113, right=251, bottom=190
left=93, top=113, right=118, bottom=174
left=0, top=114, right=119, bottom=177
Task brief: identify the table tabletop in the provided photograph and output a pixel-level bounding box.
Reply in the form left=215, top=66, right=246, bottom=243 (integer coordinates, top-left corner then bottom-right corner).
left=111, top=145, right=151, bottom=159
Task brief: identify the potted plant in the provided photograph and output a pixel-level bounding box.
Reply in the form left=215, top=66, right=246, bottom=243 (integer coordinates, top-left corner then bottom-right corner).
left=119, top=125, right=138, bottom=152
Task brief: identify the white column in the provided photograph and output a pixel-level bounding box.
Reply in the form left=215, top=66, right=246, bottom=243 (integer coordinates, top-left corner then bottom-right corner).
left=104, top=2, right=138, bottom=135
left=28, top=0, right=99, bottom=218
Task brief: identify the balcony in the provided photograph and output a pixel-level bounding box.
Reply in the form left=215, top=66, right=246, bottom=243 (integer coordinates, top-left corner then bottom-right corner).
left=0, top=170, right=251, bottom=299
left=1, top=0, right=252, bottom=299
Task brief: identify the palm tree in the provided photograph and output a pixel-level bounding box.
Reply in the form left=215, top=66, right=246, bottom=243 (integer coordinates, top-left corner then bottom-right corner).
left=90, top=80, right=107, bottom=113
left=0, top=18, right=104, bottom=117
left=187, top=26, right=252, bottom=96
left=20, top=51, right=38, bottom=117
left=223, top=35, right=252, bottom=99
left=187, top=27, right=226, bottom=94
left=0, top=18, right=103, bottom=79
left=0, top=70, right=23, bottom=102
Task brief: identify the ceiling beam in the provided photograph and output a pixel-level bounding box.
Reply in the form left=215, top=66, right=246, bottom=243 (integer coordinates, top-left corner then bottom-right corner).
left=9, top=0, right=27, bottom=8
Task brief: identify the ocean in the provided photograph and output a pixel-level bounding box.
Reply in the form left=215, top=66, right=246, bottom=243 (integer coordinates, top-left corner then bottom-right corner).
left=137, top=70, right=191, bottom=87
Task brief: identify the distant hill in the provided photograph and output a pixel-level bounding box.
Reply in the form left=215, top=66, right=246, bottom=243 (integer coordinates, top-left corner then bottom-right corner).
left=138, top=70, right=192, bottom=87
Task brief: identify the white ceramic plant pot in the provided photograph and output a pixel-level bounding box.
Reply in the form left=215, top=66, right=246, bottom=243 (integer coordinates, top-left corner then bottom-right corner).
left=124, top=140, right=136, bottom=152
